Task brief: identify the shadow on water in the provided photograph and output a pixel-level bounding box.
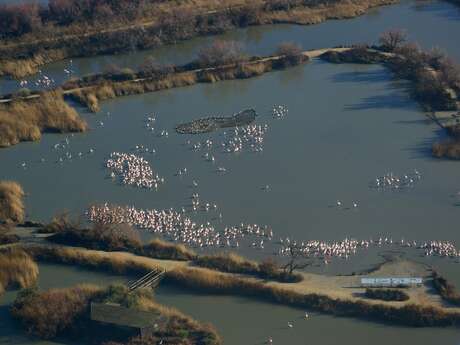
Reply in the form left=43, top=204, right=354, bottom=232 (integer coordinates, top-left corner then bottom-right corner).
left=412, top=0, right=460, bottom=22
left=344, top=92, right=414, bottom=111
left=331, top=70, right=390, bottom=84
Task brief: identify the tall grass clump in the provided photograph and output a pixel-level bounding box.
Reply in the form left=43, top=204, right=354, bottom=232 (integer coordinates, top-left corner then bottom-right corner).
left=0, top=92, right=87, bottom=147
left=0, top=180, right=25, bottom=224
left=0, top=249, right=38, bottom=293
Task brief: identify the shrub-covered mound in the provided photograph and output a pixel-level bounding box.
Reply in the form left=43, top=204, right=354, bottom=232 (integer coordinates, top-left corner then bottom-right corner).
left=0, top=180, right=25, bottom=224
left=11, top=284, right=221, bottom=344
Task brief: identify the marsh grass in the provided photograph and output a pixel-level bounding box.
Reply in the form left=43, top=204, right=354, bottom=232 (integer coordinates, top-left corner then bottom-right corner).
left=0, top=249, right=38, bottom=293
left=0, top=92, right=87, bottom=147
left=0, top=180, right=25, bottom=223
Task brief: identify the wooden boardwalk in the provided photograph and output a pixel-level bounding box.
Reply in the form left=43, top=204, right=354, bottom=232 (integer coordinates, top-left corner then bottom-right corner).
left=128, top=267, right=166, bottom=291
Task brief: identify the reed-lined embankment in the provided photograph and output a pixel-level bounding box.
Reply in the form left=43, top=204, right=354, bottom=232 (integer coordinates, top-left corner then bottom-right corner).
left=0, top=0, right=398, bottom=78
left=9, top=244, right=460, bottom=328
left=45, top=217, right=301, bottom=283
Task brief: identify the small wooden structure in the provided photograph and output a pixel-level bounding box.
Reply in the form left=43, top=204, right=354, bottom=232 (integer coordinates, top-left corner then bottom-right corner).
left=361, top=277, right=423, bottom=288
left=90, top=303, right=165, bottom=340
left=127, top=267, right=166, bottom=291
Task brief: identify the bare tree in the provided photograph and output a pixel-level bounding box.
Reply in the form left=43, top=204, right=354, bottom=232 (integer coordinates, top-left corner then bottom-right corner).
left=197, top=39, right=246, bottom=67
left=281, top=243, right=312, bottom=275
left=379, top=29, right=407, bottom=52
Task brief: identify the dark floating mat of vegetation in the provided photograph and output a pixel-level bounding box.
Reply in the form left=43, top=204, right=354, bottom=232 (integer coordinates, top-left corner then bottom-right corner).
left=175, top=109, right=257, bottom=134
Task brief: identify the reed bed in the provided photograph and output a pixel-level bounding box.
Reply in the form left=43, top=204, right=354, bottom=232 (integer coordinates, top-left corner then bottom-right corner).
left=0, top=92, right=87, bottom=147
left=0, top=180, right=25, bottom=223
left=0, top=249, right=38, bottom=294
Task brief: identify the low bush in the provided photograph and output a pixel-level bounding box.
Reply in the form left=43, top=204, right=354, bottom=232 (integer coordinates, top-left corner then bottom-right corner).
left=194, top=253, right=302, bottom=283
left=365, top=288, right=409, bottom=301
left=432, top=271, right=460, bottom=306
left=276, top=42, right=304, bottom=67
left=432, top=140, right=460, bottom=159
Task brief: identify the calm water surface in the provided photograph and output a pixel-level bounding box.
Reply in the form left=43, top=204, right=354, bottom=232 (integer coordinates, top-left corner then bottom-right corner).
left=1, top=0, right=460, bottom=344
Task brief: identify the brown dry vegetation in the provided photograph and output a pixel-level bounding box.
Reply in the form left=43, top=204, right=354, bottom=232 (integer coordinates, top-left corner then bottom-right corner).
left=0, top=180, right=25, bottom=224
left=11, top=283, right=221, bottom=344
left=432, top=271, right=460, bottom=306
left=67, top=54, right=308, bottom=112
left=25, top=246, right=156, bottom=276
left=12, top=244, right=460, bottom=328
left=194, top=252, right=302, bottom=282
left=432, top=140, right=460, bottom=159
left=0, top=0, right=398, bottom=78
left=0, top=92, right=87, bottom=147
left=0, top=249, right=38, bottom=294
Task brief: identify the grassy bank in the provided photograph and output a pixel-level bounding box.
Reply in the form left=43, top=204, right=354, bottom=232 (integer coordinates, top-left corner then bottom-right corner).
left=25, top=246, right=158, bottom=276
left=0, top=0, right=398, bottom=78
left=364, top=288, right=410, bottom=302
left=11, top=284, right=221, bottom=344
left=0, top=180, right=25, bottom=223
left=66, top=51, right=309, bottom=112
left=0, top=249, right=38, bottom=295
left=0, top=92, right=87, bottom=148
left=432, top=271, right=460, bottom=306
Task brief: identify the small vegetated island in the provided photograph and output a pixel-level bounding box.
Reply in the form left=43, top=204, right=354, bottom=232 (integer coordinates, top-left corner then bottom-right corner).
left=175, top=109, right=257, bottom=134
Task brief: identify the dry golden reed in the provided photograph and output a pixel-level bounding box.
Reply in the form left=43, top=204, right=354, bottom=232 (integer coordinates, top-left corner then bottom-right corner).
left=0, top=180, right=25, bottom=223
